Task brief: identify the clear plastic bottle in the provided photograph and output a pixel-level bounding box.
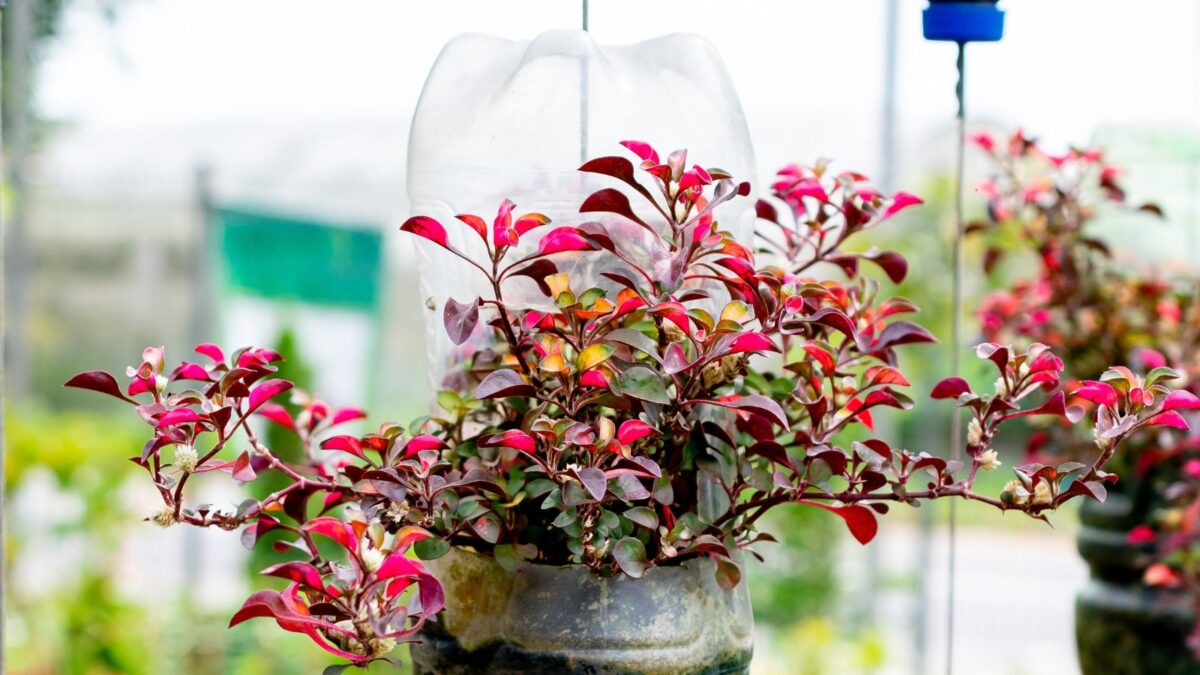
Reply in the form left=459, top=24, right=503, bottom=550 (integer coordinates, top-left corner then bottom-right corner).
left=407, top=29, right=756, bottom=391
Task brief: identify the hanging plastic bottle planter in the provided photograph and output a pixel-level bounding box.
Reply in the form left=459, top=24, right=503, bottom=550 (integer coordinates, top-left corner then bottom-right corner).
left=407, top=30, right=757, bottom=391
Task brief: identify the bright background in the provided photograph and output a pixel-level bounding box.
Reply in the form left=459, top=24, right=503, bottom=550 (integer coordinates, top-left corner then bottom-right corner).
left=6, top=1, right=1200, bottom=673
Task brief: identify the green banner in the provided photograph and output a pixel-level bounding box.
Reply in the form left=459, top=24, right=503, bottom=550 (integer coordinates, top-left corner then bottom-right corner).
left=216, top=206, right=383, bottom=310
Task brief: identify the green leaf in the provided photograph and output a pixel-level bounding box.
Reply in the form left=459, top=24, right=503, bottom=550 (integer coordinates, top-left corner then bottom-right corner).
left=1147, top=366, right=1182, bottom=386
left=552, top=509, right=578, bottom=528
left=494, top=543, right=519, bottom=572
left=612, top=537, right=650, bottom=578
left=625, top=506, right=659, bottom=530
left=563, top=480, right=595, bottom=507
left=414, top=537, right=450, bottom=560
left=619, top=366, right=670, bottom=404
left=605, top=328, right=661, bottom=360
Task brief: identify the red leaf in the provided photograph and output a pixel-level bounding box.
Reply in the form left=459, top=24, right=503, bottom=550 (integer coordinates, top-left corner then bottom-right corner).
left=248, top=379, right=294, bottom=413
left=331, top=407, right=367, bottom=426
left=802, top=344, right=836, bottom=373
left=261, top=561, right=326, bottom=592
left=400, top=215, right=449, bottom=248
left=721, top=331, right=780, bottom=356
left=64, top=370, right=135, bottom=403
left=322, top=435, right=364, bottom=459
left=455, top=214, right=488, bottom=242
left=864, top=365, right=910, bottom=388
left=303, top=517, right=357, bottom=552
left=864, top=250, right=908, bottom=283
left=580, top=188, right=652, bottom=232
left=931, top=376, right=973, bottom=400
left=800, top=501, right=878, bottom=544
left=579, top=369, right=611, bottom=389
left=171, top=362, right=212, bottom=382
left=617, top=420, right=657, bottom=445
left=256, top=403, right=295, bottom=429
left=883, top=191, right=923, bottom=218
left=232, top=450, right=257, bottom=482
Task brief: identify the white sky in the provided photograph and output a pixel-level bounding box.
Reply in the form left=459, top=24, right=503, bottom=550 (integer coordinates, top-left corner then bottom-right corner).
left=31, top=0, right=1200, bottom=209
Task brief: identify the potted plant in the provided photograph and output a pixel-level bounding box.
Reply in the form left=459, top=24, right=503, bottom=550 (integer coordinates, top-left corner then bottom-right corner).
left=968, top=129, right=1200, bottom=673
left=66, top=141, right=1184, bottom=673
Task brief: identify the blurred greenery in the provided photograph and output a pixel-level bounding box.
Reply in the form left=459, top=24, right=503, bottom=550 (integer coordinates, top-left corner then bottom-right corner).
left=3, top=405, right=345, bottom=674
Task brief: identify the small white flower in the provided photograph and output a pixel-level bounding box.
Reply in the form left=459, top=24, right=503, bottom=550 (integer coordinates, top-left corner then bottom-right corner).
left=978, top=448, right=1001, bottom=471
left=967, top=418, right=984, bottom=446
left=154, top=374, right=169, bottom=394
left=360, top=546, right=385, bottom=574
left=1018, top=361, right=1031, bottom=378
left=175, top=444, right=198, bottom=473
left=994, top=376, right=1011, bottom=396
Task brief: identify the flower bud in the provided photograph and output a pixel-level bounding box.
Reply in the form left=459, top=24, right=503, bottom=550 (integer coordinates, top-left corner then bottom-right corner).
left=150, top=508, right=177, bottom=528
left=1032, top=480, right=1054, bottom=507
left=994, top=376, right=1011, bottom=396
left=967, top=419, right=984, bottom=447
left=978, top=448, right=1001, bottom=471
left=1000, top=479, right=1026, bottom=506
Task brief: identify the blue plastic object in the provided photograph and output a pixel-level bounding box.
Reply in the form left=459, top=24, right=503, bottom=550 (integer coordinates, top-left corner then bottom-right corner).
left=923, top=1, right=1005, bottom=42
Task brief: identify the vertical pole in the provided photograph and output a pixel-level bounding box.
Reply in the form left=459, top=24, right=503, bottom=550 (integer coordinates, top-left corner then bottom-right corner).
left=4, top=0, right=32, bottom=399
left=0, top=3, right=8, bottom=672
left=945, top=40, right=968, bottom=675
left=1, top=3, right=33, bottom=668
left=579, top=0, right=589, bottom=166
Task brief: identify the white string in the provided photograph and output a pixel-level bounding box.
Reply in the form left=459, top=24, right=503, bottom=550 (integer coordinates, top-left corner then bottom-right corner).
left=946, top=39, right=967, bottom=675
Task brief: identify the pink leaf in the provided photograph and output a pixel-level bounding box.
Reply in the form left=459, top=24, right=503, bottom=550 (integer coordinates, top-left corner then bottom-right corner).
left=537, top=227, right=597, bottom=256
left=482, top=429, right=536, bottom=454
left=171, top=362, right=212, bottom=382
left=404, top=435, right=447, bottom=457
left=1137, top=348, right=1167, bottom=370
left=194, top=343, right=225, bottom=363
left=620, top=140, right=660, bottom=165
left=580, top=369, right=611, bottom=389
left=723, top=331, right=780, bottom=356
left=331, top=406, right=367, bottom=426
left=247, top=379, right=294, bottom=413
left=1163, top=390, right=1200, bottom=412
left=1126, top=524, right=1156, bottom=545
left=883, top=191, right=923, bottom=218
left=1146, top=411, right=1190, bottom=430
left=155, top=408, right=203, bottom=428
left=400, top=215, right=450, bottom=248
left=617, top=420, right=657, bottom=445
left=493, top=199, right=517, bottom=247
left=1073, top=381, right=1118, bottom=408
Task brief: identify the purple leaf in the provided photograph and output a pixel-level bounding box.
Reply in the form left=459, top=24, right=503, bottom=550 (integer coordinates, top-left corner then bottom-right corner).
left=476, top=369, right=535, bottom=399
left=443, top=297, right=480, bottom=346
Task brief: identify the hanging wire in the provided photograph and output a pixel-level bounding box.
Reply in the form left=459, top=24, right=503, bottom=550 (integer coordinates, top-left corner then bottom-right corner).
left=945, top=39, right=968, bottom=675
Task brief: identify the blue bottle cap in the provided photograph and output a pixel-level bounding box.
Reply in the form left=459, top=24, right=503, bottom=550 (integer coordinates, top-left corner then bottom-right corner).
left=923, top=2, right=1005, bottom=42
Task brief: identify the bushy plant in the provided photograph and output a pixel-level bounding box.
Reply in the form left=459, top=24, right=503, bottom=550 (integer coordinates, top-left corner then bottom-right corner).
left=969, top=128, right=1200, bottom=654
left=67, top=141, right=1179, bottom=668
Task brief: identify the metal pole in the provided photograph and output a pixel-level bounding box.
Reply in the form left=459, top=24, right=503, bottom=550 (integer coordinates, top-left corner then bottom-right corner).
left=945, top=39, right=968, bottom=675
